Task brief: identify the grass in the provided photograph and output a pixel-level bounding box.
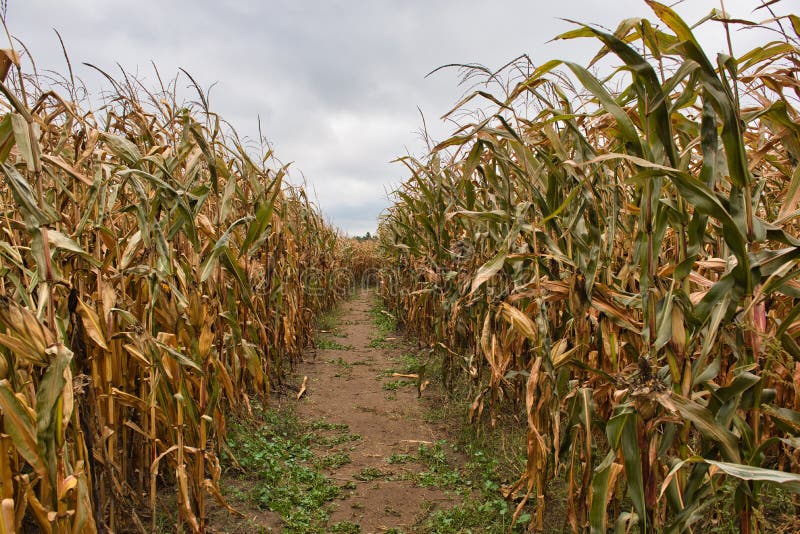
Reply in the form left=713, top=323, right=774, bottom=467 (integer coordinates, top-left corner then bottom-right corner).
left=377, top=350, right=425, bottom=402
left=332, top=300, right=534, bottom=532
left=224, top=406, right=342, bottom=533
left=307, top=419, right=361, bottom=448
left=421, top=371, right=528, bottom=484
left=312, top=432, right=362, bottom=448
left=329, top=521, right=361, bottom=533
left=367, top=301, right=400, bottom=348
left=415, top=494, right=527, bottom=534
left=353, top=467, right=390, bottom=481
left=384, top=371, right=534, bottom=533
left=317, top=339, right=355, bottom=351
left=369, top=302, right=397, bottom=333
left=409, top=437, right=531, bottom=533
left=314, top=308, right=348, bottom=341
left=695, top=480, right=799, bottom=533
left=399, top=352, right=424, bottom=374
left=382, top=379, right=414, bottom=391
left=393, top=441, right=462, bottom=489
left=368, top=335, right=394, bottom=348
left=385, top=453, right=415, bottom=465
left=329, top=357, right=351, bottom=367
left=316, top=311, right=339, bottom=332
left=309, top=419, right=350, bottom=432
left=316, top=452, right=352, bottom=470
left=357, top=434, right=532, bottom=534
left=327, top=356, right=367, bottom=369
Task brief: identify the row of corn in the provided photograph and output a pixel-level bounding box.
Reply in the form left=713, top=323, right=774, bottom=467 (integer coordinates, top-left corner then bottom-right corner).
left=379, top=2, right=800, bottom=532
left=0, top=45, right=360, bottom=531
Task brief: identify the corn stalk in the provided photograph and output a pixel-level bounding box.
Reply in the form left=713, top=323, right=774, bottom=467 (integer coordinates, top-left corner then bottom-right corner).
left=0, top=44, right=356, bottom=532
left=380, top=2, right=800, bottom=531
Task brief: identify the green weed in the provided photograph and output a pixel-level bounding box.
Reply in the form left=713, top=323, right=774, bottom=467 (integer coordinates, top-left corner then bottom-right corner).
left=354, top=467, right=389, bottom=481
left=224, top=408, right=340, bottom=533
left=316, top=452, right=352, bottom=470
left=369, top=302, right=397, bottom=333
left=330, top=521, right=361, bottom=533
left=327, top=357, right=353, bottom=369
left=386, top=454, right=414, bottom=465
left=313, top=432, right=362, bottom=448
left=317, top=339, right=355, bottom=351
left=382, top=380, right=414, bottom=391
left=309, top=419, right=350, bottom=432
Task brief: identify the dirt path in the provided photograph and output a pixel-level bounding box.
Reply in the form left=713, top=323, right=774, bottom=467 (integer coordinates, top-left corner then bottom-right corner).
left=293, top=289, right=454, bottom=532
left=207, top=288, right=532, bottom=533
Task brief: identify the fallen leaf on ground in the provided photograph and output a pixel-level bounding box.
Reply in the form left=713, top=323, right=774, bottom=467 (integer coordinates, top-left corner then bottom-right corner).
left=296, top=376, right=308, bottom=400
left=391, top=373, right=419, bottom=379
left=418, top=380, right=430, bottom=396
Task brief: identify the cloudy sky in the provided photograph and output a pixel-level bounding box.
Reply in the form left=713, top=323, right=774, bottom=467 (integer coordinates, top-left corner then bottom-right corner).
left=6, top=1, right=791, bottom=235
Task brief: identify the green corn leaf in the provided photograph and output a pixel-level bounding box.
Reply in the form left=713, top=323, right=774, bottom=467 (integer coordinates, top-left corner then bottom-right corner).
left=99, top=132, right=142, bottom=166
left=706, top=460, right=800, bottom=493
left=658, top=392, right=741, bottom=463
left=0, top=162, right=52, bottom=226
left=469, top=250, right=508, bottom=295
left=199, top=215, right=252, bottom=282
left=46, top=229, right=101, bottom=267
left=10, top=113, right=37, bottom=170
left=607, top=408, right=647, bottom=530
left=0, top=113, right=14, bottom=162
left=36, top=345, right=73, bottom=495
left=564, top=62, right=643, bottom=155
left=240, top=171, right=284, bottom=256
left=0, top=380, right=48, bottom=482
left=153, top=340, right=203, bottom=373
left=590, top=451, right=620, bottom=534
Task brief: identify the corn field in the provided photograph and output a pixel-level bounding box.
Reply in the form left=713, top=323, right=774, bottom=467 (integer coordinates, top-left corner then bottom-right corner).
left=340, top=238, right=380, bottom=290
left=0, top=41, right=359, bottom=531
left=379, top=2, right=800, bottom=532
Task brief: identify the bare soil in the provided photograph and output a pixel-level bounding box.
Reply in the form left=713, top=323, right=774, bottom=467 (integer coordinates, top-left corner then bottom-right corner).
left=294, top=290, right=455, bottom=532
left=207, top=289, right=458, bottom=533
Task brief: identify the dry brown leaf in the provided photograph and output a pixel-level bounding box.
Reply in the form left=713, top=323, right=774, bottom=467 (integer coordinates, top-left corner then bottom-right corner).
left=296, top=375, right=308, bottom=400
left=418, top=379, right=430, bottom=396
left=0, top=49, right=19, bottom=83
left=390, top=373, right=418, bottom=379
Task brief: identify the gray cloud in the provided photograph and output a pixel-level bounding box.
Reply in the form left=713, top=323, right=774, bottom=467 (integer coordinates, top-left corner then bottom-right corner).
left=7, top=1, right=791, bottom=235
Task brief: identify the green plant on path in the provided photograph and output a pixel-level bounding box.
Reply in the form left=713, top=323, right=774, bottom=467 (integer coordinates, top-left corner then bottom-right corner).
left=225, top=408, right=343, bottom=533
left=317, top=339, right=355, bottom=350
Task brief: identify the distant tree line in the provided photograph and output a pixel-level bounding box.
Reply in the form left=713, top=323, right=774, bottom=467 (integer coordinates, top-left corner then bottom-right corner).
left=352, top=232, right=377, bottom=242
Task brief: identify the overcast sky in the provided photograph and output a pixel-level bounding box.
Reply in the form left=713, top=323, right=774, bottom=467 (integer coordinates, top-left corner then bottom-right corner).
left=5, top=1, right=792, bottom=235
